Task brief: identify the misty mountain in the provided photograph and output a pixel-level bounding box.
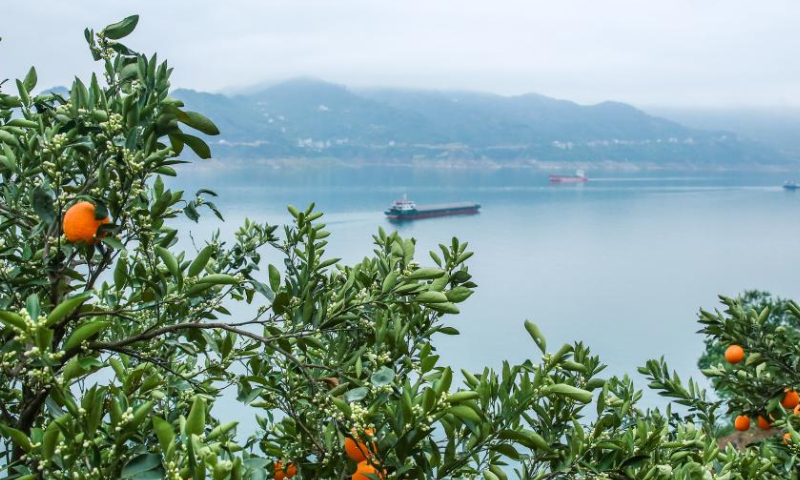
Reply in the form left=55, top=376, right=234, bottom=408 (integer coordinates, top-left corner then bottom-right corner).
left=172, top=79, right=791, bottom=168
left=651, top=107, right=800, bottom=162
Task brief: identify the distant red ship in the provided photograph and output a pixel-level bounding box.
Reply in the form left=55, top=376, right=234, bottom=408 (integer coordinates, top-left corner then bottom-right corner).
left=549, top=170, right=588, bottom=184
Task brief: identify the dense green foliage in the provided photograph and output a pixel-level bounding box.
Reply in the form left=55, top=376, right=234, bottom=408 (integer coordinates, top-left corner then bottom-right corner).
left=697, top=290, right=796, bottom=373
left=0, top=15, right=799, bottom=480
left=698, top=294, right=800, bottom=432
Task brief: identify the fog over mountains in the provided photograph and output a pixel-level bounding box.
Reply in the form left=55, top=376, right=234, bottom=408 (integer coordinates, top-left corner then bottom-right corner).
left=172, top=78, right=794, bottom=169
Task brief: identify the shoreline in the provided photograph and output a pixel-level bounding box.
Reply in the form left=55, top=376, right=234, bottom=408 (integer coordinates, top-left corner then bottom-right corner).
left=180, top=157, right=800, bottom=174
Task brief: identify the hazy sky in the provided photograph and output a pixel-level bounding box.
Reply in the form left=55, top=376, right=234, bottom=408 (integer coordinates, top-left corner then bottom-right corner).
left=2, top=0, right=798, bottom=108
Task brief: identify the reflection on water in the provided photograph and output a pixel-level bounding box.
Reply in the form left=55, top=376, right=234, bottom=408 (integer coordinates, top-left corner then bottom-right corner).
left=167, top=166, right=800, bottom=422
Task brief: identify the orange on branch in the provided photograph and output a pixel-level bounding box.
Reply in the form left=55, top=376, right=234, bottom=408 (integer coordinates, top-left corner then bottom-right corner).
left=352, top=461, right=384, bottom=480
left=63, top=201, right=110, bottom=244
left=734, top=415, right=750, bottom=432
left=782, top=390, right=800, bottom=409
left=274, top=461, right=297, bottom=480
left=758, top=415, right=772, bottom=430
left=724, top=345, right=745, bottom=364
left=785, top=433, right=793, bottom=444
left=345, top=429, right=376, bottom=462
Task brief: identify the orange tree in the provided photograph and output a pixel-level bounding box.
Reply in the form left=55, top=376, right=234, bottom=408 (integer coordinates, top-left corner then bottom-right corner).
left=696, top=294, right=800, bottom=449
left=697, top=291, right=796, bottom=376
left=0, top=15, right=610, bottom=480
left=0, top=14, right=795, bottom=480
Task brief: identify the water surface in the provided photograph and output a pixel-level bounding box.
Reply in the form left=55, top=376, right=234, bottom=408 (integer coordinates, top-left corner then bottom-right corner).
left=169, top=166, right=800, bottom=410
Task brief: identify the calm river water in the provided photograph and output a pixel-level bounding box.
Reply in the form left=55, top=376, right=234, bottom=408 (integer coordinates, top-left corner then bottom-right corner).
left=168, top=165, right=800, bottom=421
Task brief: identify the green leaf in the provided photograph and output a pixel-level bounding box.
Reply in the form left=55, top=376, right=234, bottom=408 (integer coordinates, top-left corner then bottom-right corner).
left=620, top=455, right=651, bottom=468
left=179, top=133, right=212, bottom=159
left=177, top=111, right=220, bottom=135
left=129, top=469, right=165, bottom=480
left=428, top=302, right=460, bottom=314
left=0, top=425, right=32, bottom=451
left=188, top=246, right=214, bottom=277
left=437, top=327, right=459, bottom=335
left=331, top=397, right=352, bottom=417
left=7, top=119, right=38, bottom=129
left=26, top=294, right=40, bottom=321
left=446, top=391, right=479, bottom=403
left=272, top=292, right=291, bottom=315
left=524, top=320, right=547, bottom=354
left=184, top=202, right=200, bottom=222
left=381, top=272, right=397, bottom=294
left=344, top=387, right=369, bottom=403
left=0, top=153, right=16, bottom=172
left=64, top=321, right=111, bottom=351
left=250, top=280, right=275, bottom=302
left=545, top=384, right=593, bottom=404
left=23, top=66, right=37, bottom=93
left=489, top=465, right=508, bottom=480
left=585, top=378, right=606, bottom=390
left=153, top=417, right=175, bottom=455
left=32, top=186, right=56, bottom=225
left=491, top=443, right=520, bottom=460
left=207, top=421, right=238, bottom=441
left=371, top=366, right=395, bottom=386
left=498, top=429, right=549, bottom=450
left=185, top=397, right=206, bottom=436
left=196, top=274, right=239, bottom=285
left=0, top=130, right=19, bottom=146
left=46, top=293, right=92, bottom=326
left=268, top=264, right=281, bottom=291
left=407, top=268, right=446, bottom=280
left=103, top=15, right=140, bottom=40
left=131, top=401, right=154, bottom=428
left=155, top=246, right=180, bottom=278
left=16, top=79, right=29, bottom=105
left=121, top=453, right=161, bottom=478
left=415, top=291, right=448, bottom=304
left=94, top=201, right=109, bottom=220
left=62, top=357, right=85, bottom=383
left=101, top=236, right=126, bottom=251
left=42, top=416, right=66, bottom=461
left=0, top=311, right=27, bottom=331
left=448, top=405, right=481, bottom=423
left=745, top=352, right=764, bottom=366
left=562, top=360, right=587, bottom=373
left=446, top=286, right=473, bottom=303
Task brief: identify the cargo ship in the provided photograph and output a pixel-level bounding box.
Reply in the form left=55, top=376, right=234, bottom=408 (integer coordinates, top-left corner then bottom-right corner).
left=384, top=197, right=480, bottom=221
left=549, top=170, right=588, bottom=184
left=784, top=181, right=799, bottom=191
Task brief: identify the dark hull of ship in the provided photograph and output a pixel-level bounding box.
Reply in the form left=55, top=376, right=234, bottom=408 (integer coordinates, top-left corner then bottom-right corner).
left=385, top=206, right=480, bottom=221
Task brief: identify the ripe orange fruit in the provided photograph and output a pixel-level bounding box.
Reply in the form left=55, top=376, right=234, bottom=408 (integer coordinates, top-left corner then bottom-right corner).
left=345, top=429, right=376, bottom=462
left=63, top=201, right=110, bottom=244
left=794, top=404, right=800, bottom=415
left=274, top=461, right=297, bottom=480
left=784, top=433, right=793, bottom=444
left=724, top=345, right=745, bottom=364
left=783, top=390, right=800, bottom=409
left=734, top=415, right=750, bottom=431
left=352, top=461, right=384, bottom=480
left=758, top=415, right=772, bottom=430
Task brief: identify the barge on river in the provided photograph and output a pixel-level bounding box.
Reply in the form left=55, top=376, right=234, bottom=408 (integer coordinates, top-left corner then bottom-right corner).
left=384, top=198, right=480, bottom=221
